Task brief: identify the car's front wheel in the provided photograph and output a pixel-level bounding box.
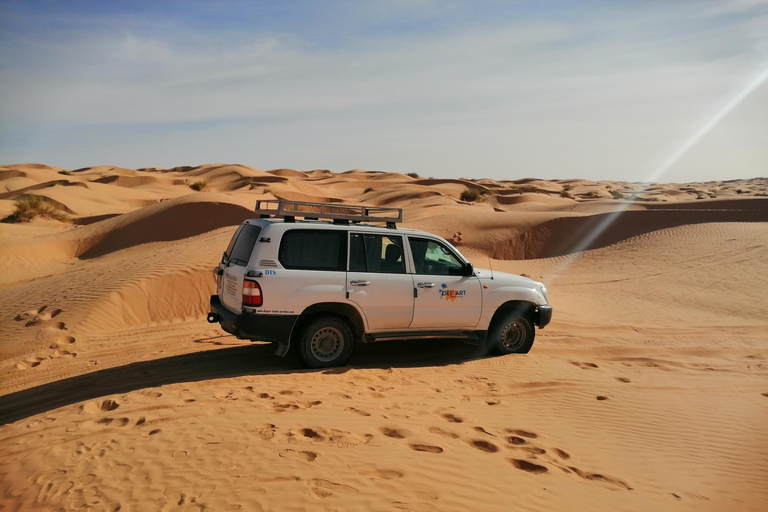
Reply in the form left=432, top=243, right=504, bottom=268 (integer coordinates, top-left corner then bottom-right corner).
left=487, top=311, right=535, bottom=355
left=296, top=316, right=354, bottom=369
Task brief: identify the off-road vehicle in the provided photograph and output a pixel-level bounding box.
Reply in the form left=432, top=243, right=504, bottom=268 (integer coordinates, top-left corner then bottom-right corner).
left=208, top=199, right=552, bottom=368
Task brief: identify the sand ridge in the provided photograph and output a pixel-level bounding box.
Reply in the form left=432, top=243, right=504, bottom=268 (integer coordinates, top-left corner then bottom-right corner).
left=0, top=163, right=767, bottom=511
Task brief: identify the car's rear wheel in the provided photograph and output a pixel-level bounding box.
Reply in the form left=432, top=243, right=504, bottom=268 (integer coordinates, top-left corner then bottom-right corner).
left=296, top=316, right=354, bottom=368
left=487, top=311, right=535, bottom=355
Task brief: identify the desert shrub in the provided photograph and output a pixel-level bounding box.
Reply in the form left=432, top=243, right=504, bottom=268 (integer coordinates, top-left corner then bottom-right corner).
left=2, top=195, right=71, bottom=223
left=460, top=188, right=480, bottom=202
left=364, top=187, right=373, bottom=193
left=560, top=190, right=574, bottom=198
left=58, top=170, right=72, bottom=175
left=610, top=190, right=624, bottom=199
left=189, top=181, right=206, bottom=191
left=406, top=172, right=420, bottom=178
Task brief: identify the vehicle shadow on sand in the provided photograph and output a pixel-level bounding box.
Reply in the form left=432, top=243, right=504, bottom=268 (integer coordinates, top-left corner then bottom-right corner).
left=0, top=338, right=486, bottom=425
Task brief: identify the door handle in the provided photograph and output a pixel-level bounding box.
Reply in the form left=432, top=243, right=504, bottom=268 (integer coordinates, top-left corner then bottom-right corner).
left=417, top=282, right=435, bottom=289
left=350, top=280, right=371, bottom=287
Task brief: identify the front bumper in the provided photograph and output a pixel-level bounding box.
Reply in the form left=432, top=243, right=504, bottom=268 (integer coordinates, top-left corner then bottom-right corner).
left=209, top=295, right=298, bottom=355
left=535, top=305, right=553, bottom=328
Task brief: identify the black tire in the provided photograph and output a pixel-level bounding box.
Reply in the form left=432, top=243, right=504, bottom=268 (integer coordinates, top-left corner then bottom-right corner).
left=486, top=312, right=535, bottom=355
left=296, top=316, right=354, bottom=369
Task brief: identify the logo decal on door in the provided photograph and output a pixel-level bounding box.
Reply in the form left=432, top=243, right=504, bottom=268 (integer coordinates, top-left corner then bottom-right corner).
left=440, top=283, right=466, bottom=302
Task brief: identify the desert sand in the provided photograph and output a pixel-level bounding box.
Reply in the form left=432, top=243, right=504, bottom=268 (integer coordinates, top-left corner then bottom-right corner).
left=0, top=163, right=767, bottom=512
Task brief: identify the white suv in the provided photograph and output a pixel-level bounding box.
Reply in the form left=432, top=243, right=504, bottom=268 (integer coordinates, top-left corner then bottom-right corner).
left=208, top=200, right=552, bottom=368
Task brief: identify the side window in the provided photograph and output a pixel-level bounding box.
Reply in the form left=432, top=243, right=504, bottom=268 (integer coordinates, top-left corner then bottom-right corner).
left=222, top=225, right=244, bottom=264
left=409, top=238, right=465, bottom=276
left=349, top=233, right=405, bottom=274
left=279, top=229, right=347, bottom=271
left=227, top=224, right=262, bottom=267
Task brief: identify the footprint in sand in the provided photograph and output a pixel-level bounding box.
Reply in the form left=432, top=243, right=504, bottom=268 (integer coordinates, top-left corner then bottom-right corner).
left=249, top=423, right=277, bottom=440
left=474, top=426, right=495, bottom=436
left=440, top=413, right=463, bottom=423
left=570, top=361, right=599, bottom=369
left=345, top=407, right=371, bottom=416
left=504, top=429, right=538, bottom=439
left=50, top=334, right=76, bottom=349
left=82, top=399, right=120, bottom=414
left=509, top=459, right=548, bottom=474
left=363, top=469, right=404, bottom=480
left=272, top=400, right=322, bottom=413
left=467, top=440, right=499, bottom=453
left=429, top=427, right=459, bottom=439
left=15, top=356, right=45, bottom=370
left=307, top=479, right=357, bottom=499
left=290, top=427, right=373, bottom=448
left=279, top=449, right=317, bottom=462
left=566, top=466, right=633, bottom=490
left=96, top=417, right=131, bottom=427
left=616, top=377, right=631, bottom=383
left=379, top=427, right=407, bottom=439
left=408, top=444, right=443, bottom=454
left=18, top=305, right=61, bottom=326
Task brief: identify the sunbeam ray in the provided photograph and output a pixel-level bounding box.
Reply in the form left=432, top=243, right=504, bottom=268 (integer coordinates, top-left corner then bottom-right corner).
left=545, top=63, right=768, bottom=282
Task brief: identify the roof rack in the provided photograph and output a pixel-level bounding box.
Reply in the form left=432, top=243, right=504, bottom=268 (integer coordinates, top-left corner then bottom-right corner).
left=255, top=199, right=403, bottom=228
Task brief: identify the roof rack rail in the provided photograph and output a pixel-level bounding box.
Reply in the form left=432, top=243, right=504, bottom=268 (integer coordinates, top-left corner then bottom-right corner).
left=255, top=199, right=403, bottom=228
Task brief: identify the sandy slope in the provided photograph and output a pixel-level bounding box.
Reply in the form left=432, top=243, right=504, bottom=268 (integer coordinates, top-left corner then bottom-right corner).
left=0, top=164, right=767, bottom=512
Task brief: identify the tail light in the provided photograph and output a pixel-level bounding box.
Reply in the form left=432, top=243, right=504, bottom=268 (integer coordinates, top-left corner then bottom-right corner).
left=242, top=280, right=263, bottom=307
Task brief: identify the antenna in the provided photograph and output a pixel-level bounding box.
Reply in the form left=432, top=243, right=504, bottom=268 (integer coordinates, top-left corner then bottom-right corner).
left=487, top=253, right=495, bottom=280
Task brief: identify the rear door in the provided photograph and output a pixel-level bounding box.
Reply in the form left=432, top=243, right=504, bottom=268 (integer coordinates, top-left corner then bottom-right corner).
left=408, top=237, right=481, bottom=329
left=220, top=223, right=262, bottom=312
left=346, top=232, right=414, bottom=330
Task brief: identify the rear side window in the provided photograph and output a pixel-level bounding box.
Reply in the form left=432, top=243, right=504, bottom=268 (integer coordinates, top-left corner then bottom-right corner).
left=226, top=224, right=262, bottom=267
left=349, top=233, right=405, bottom=274
left=279, top=229, right=347, bottom=271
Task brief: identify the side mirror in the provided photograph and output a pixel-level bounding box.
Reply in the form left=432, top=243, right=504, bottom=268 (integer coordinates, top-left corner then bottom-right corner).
left=464, top=263, right=474, bottom=276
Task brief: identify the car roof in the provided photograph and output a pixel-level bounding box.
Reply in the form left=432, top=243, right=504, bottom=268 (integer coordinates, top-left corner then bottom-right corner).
left=244, top=217, right=430, bottom=236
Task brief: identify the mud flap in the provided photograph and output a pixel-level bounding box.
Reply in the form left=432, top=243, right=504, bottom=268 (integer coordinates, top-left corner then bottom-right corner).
left=274, top=341, right=290, bottom=357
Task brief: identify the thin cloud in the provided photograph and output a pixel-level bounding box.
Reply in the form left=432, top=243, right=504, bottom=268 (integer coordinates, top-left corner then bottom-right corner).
left=1, top=1, right=766, bottom=181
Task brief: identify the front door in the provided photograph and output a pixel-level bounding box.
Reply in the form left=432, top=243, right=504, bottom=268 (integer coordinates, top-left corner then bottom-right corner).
left=408, top=237, right=481, bottom=329
left=346, top=233, right=414, bottom=330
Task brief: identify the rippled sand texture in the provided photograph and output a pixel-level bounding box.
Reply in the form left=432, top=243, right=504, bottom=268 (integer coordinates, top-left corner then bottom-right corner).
left=1, top=163, right=767, bottom=511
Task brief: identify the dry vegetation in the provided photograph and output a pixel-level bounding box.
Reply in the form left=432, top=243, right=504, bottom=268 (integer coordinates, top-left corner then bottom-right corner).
left=1, top=194, right=71, bottom=223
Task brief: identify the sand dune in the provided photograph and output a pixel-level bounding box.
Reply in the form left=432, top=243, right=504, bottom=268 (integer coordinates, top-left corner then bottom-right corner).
left=0, top=164, right=766, bottom=512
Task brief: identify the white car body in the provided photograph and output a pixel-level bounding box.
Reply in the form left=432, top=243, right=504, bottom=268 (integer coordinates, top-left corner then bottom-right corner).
left=209, top=201, right=552, bottom=367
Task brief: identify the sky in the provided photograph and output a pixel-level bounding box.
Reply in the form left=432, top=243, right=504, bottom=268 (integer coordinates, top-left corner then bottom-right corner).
left=0, top=0, right=766, bottom=183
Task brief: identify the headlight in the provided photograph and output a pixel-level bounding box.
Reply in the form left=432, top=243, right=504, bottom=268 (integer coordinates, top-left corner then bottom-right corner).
left=539, top=285, right=549, bottom=302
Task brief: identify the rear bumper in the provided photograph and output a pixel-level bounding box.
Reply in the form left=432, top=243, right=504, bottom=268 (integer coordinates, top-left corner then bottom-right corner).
left=209, top=295, right=298, bottom=355
left=535, top=305, right=553, bottom=328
